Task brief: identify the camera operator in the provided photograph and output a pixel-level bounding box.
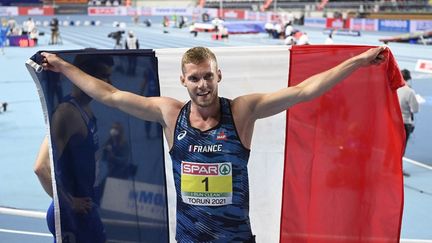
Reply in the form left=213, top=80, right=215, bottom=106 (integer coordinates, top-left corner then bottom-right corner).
left=50, top=17, right=59, bottom=45
left=108, top=30, right=124, bottom=49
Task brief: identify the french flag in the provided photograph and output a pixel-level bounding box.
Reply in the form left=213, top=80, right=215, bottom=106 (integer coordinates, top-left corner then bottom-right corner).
left=28, top=45, right=404, bottom=242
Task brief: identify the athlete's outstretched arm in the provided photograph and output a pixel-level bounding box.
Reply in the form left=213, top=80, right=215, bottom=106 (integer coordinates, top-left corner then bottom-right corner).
left=241, top=46, right=387, bottom=120
left=40, top=52, right=179, bottom=125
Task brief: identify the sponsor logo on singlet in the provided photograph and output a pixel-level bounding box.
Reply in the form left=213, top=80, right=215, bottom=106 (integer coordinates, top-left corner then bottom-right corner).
left=216, top=130, right=227, bottom=140
left=177, top=130, right=187, bottom=140
left=181, top=161, right=232, bottom=206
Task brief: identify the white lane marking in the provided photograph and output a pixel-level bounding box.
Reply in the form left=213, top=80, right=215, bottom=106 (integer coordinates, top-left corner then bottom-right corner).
left=0, top=228, right=51, bottom=237
left=0, top=207, right=45, bottom=219
left=404, top=157, right=432, bottom=170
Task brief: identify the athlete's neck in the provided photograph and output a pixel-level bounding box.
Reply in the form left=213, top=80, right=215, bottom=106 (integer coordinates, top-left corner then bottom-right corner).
left=189, top=98, right=221, bottom=131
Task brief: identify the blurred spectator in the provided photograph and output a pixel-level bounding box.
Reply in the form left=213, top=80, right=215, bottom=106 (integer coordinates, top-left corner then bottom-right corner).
left=219, top=26, right=229, bottom=39
left=325, top=32, right=334, bottom=44
left=397, top=69, right=419, bottom=177
left=23, top=17, right=35, bottom=35
left=213, top=25, right=229, bottom=41
left=144, top=18, right=152, bottom=27
left=49, top=17, right=60, bottom=45
left=125, top=30, right=139, bottom=75
left=284, top=21, right=293, bottom=38
left=0, top=101, right=7, bottom=113
left=273, top=22, right=282, bottom=39
left=102, top=122, right=134, bottom=179
left=108, top=30, right=124, bottom=49
left=1, top=18, right=9, bottom=55
left=179, top=16, right=186, bottom=29
left=202, top=12, right=210, bottom=22
left=264, top=22, right=274, bottom=38
left=29, top=28, right=39, bottom=46
left=297, top=32, right=309, bottom=45
left=125, top=30, right=139, bottom=50
left=212, top=17, right=224, bottom=31
left=284, top=36, right=295, bottom=46
left=132, top=14, right=139, bottom=25
left=189, top=23, right=198, bottom=37
left=163, top=16, right=169, bottom=27
left=7, top=17, right=17, bottom=34
left=163, top=16, right=170, bottom=33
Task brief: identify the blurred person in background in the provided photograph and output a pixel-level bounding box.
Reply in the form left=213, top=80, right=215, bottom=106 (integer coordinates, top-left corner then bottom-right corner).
left=189, top=23, right=198, bottom=37
left=0, top=18, right=9, bottom=55
left=7, top=17, right=17, bottom=34
left=144, top=18, right=152, bottom=27
left=163, top=16, right=170, bottom=33
left=125, top=30, right=139, bottom=75
left=179, top=16, right=186, bottom=29
left=0, top=101, right=7, bottom=112
left=125, top=30, right=139, bottom=50
left=325, top=32, right=334, bottom=44
left=132, top=14, right=139, bottom=25
left=284, top=35, right=295, bottom=46
left=50, top=17, right=60, bottom=45
left=23, top=17, right=35, bottom=36
left=297, top=32, right=310, bottom=45
left=264, top=22, right=274, bottom=38
left=102, top=122, right=134, bottom=179
left=108, top=29, right=124, bottom=49
left=273, top=22, right=282, bottom=39
left=284, top=21, right=293, bottom=39
left=29, top=27, right=39, bottom=46
left=397, top=69, right=419, bottom=177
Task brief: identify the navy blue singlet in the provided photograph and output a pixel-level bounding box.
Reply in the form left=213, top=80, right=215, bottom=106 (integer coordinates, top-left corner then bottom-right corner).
left=170, top=97, right=253, bottom=242
left=47, top=96, right=105, bottom=243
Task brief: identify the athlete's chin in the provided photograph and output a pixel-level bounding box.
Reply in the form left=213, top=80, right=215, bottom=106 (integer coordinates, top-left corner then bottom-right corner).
left=194, top=96, right=216, bottom=107
left=196, top=100, right=212, bottom=107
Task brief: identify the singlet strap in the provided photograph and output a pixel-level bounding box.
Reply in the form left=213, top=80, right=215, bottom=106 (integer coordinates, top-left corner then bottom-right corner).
left=68, top=98, right=92, bottom=127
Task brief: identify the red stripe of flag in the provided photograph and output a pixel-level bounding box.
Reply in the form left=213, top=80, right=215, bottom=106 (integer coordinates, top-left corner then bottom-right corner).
left=281, top=45, right=405, bottom=243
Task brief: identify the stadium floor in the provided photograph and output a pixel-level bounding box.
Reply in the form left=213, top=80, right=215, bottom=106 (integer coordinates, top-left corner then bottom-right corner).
left=0, top=15, right=431, bottom=242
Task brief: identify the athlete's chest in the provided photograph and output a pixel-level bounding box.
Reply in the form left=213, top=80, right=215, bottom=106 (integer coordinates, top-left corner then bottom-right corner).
left=176, top=127, right=234, bottom=153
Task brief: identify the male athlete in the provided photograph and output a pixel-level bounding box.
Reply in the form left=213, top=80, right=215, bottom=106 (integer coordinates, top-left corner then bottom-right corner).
left=41, top=46, right=386, bottom=242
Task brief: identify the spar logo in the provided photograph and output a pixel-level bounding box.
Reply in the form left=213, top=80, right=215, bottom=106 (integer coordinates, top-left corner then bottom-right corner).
left=182, top=162, right=232, bottom=176
left=219, top=163, right=231, bottom=175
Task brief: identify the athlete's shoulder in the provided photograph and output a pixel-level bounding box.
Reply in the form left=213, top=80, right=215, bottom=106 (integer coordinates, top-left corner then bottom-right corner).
left=53, top=102, right=81, bottom=123
left=230, top=94, right=260, bottom=116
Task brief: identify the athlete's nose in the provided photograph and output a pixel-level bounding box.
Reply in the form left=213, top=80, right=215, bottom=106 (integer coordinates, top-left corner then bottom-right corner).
left=197, top=78, right=207, bottom=89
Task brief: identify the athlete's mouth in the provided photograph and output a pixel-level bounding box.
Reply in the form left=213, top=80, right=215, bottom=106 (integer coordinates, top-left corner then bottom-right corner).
left=197, top=91, right=210, bottom=96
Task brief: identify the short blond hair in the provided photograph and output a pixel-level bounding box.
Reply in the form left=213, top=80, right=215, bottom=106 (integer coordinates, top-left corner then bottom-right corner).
left=181, top=47, right=218, bottom=74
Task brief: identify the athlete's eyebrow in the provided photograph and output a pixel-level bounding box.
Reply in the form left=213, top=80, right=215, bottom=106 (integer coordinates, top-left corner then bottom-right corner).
left=203, top=73, right=214, bottom=80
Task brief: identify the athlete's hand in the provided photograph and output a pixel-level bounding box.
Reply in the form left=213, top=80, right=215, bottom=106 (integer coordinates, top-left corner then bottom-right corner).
left=40, top=52, right=67, bottom=73
left=356, top=46, right=387, bottom=67
left=70, top=196, right=93, bottom=214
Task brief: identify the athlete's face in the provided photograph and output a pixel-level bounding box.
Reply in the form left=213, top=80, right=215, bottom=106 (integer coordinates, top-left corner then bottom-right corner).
left=181, top=59, right=221, bottom=108
left=92, top=64, right=113, bottom=84
left=75, top=63, right=113, bottom=102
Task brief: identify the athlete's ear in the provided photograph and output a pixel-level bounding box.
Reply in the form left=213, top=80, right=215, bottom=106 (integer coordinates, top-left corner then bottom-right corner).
left=217, top=69, right=222, bottom=83
left=180, top=75, right=187, bottom=87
